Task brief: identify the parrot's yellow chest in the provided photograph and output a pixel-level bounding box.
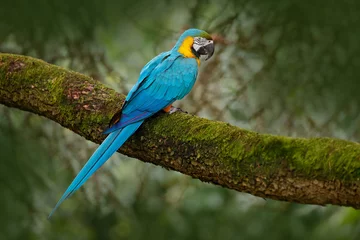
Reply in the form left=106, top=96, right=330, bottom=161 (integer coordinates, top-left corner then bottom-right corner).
left=178, top=36, right=200, bottom=66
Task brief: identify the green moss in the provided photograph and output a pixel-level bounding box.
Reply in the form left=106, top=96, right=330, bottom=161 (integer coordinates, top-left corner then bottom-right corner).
left=2, top=53, right=360, bottom=187
left=143, top=109, right=360, bottom=182
left=0, top=53, right=123, bottom=141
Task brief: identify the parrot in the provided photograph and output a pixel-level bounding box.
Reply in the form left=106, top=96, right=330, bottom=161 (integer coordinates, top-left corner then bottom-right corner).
left=48, top=28, right=214, bottom=218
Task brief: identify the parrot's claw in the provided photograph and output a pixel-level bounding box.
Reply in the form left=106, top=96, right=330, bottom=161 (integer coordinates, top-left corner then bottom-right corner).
left=169, top=106, right=188, bottom=114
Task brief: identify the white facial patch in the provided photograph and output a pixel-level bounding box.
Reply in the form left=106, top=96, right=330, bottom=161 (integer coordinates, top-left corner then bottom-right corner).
left=193, top=37, right=208, bottom=50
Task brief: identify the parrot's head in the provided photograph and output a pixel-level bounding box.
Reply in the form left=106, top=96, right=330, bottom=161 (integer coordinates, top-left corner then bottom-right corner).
left=175, top=28, right=215, bottom=62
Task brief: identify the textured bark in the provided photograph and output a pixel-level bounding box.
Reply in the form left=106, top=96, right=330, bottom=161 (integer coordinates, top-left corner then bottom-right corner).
left=1, top=53, right=360, bottom=208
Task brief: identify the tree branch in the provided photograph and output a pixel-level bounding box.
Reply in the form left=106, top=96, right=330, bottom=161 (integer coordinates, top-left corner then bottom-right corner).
left=1, top=53, right=360, bottom=208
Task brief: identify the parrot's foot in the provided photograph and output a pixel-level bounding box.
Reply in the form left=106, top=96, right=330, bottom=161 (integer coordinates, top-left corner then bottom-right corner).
left=169, top=106, right=188, bottom=114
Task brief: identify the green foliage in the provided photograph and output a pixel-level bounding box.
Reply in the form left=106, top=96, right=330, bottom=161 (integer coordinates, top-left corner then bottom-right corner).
left=0, top=109, right=51, bottom=239
left=1, top=0, right=360, bottom=239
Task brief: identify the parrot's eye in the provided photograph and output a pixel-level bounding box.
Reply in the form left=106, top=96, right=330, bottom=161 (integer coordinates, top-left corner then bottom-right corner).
left=192, top=37, right=215, bottom=60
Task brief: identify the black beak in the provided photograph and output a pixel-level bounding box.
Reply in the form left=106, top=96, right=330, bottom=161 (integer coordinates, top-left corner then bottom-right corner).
left=197, top=40, right=214, bottom=60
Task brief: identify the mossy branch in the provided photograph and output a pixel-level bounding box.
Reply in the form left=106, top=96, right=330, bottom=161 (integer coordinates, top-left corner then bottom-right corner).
left=1, top=53, right=360, bottom=208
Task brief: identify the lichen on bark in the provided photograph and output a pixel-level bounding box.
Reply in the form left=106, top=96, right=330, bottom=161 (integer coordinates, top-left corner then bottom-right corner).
left=1, top=53, right=360, bottom=209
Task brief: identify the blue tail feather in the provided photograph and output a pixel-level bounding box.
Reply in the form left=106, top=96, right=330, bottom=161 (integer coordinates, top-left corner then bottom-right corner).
left=48, top=120, right=143, bottom=219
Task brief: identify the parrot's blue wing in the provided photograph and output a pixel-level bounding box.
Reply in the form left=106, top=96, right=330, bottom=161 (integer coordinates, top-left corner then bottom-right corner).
left=103, top=51, right=171, bottom=134
left=104, top=54, right=198, bottom=134
left=124, top=54, right=199, bottom=114
left=103, top=110, right=152, bottom=134
left=125, top=51, right=171, bottom=103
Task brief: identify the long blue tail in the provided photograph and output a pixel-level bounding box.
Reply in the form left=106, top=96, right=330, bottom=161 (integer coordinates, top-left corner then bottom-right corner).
left=48, top=120, right=143, bottom=218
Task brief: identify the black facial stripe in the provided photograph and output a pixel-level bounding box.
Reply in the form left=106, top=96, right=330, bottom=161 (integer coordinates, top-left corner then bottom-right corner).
left=191, top=46, right=200, bottom=58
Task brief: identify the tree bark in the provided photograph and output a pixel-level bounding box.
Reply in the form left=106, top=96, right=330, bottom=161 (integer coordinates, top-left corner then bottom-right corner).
left=1, top=53, right=360, bottom=208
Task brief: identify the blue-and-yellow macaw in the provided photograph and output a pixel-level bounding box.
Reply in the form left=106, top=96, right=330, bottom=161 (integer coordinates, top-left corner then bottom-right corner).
left=49, top=28, right=214, bottom=218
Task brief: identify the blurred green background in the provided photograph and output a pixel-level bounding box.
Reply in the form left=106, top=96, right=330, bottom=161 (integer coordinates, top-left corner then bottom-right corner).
left=1, top=0, right=360, bottom=239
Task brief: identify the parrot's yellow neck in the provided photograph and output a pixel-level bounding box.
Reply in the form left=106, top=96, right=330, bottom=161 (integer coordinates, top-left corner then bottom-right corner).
left=178, top=36, right=200, bottom=66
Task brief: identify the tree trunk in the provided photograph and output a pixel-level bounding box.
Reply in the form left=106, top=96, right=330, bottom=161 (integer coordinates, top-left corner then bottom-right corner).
left=1, top=53, right=360, bottom=208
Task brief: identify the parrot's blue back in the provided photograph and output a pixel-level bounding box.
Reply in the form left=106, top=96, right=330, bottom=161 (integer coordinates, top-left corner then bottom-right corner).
left=48, top=37, right=199, bottom=218
left=104, top=53, right=198, bottom=133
